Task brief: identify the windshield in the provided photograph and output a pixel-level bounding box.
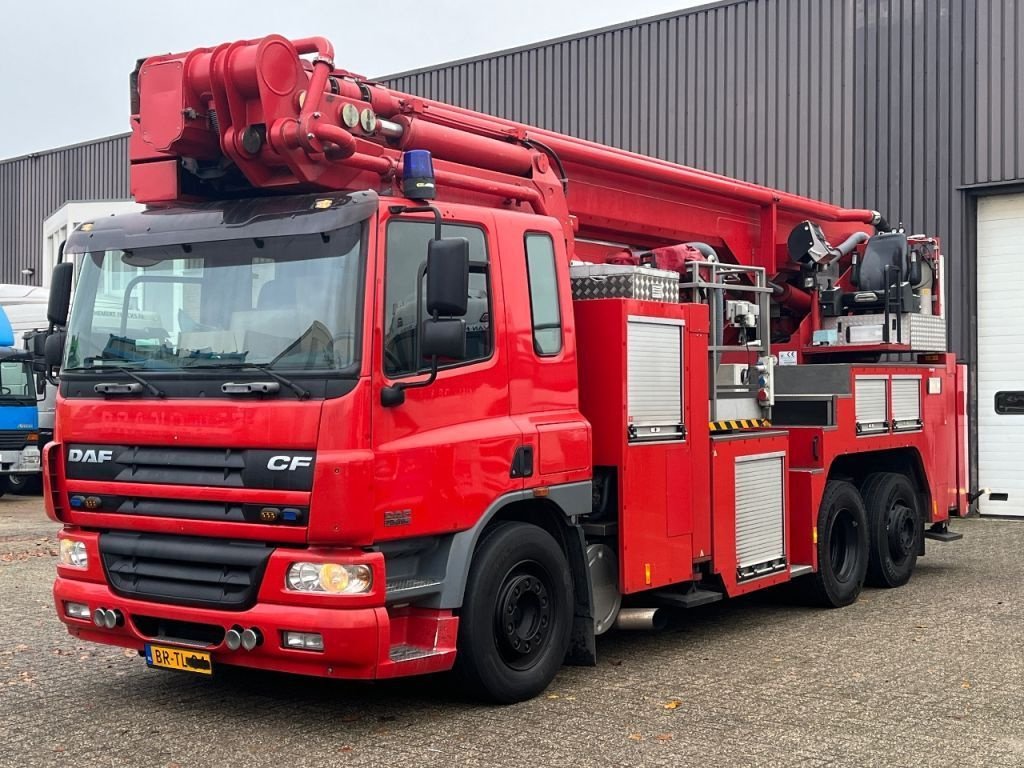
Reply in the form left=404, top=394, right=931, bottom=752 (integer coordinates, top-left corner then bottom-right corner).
left=0, top=361, right=34, bottom=403
left=64, top=226, right=365, bottom=373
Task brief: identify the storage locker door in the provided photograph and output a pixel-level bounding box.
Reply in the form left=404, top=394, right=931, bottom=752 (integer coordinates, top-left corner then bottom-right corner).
left=891, top=376, right=922, bottom=432
left=735, top=453, right=786, bottom=579
left=626, top=317, right=683, bottom=442
left=855, top=376, right=888, bottom=434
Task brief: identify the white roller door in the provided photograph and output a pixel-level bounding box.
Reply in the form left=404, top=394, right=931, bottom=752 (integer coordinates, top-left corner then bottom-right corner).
left=977, top=194, right=1024, bottom=517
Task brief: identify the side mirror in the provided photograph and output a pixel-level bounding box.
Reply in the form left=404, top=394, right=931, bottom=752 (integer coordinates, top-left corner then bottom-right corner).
left=27, top=331, right=47, bottom=358
left=48, top=262, right=74, bottom=327
left=421, top=318, right=466, bottom=361
left=44, top=332, right=66, bottom=369
left=426, top=238, right=469, bottom=317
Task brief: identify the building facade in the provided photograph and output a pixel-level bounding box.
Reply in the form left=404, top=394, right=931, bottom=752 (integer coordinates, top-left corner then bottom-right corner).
left=1, top=0, right=1022, bottom=502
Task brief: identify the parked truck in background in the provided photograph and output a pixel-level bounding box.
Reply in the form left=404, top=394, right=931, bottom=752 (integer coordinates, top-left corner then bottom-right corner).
left=44, top=35, right=966, bottom=703
left=0, top=300, right=45, bottom=494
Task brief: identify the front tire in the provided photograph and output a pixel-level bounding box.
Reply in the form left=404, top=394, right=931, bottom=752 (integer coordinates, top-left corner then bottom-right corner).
left=800, top=480, right=869, bottom=608
left=455, top=522, right=573, bottom=704
left=6, top=474, right=40, bottom=496
left=862, top=472, right=922, bottom=588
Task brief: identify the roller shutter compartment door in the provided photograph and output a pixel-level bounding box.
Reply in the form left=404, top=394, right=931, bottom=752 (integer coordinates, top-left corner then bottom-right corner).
left=977, top=194, right=1024, bottom=517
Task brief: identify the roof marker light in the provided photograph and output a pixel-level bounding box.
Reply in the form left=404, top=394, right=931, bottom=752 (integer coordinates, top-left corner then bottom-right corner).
left=402, top=150, right=436, bottom=200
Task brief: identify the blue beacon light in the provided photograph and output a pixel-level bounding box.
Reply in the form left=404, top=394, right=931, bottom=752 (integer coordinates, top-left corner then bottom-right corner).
left=401, top=150, right=436, bottom=200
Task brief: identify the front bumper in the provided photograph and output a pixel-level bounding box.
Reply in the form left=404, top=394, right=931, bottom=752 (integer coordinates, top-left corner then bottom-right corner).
left=55, top=577, right=392, bottom=678
left=53, top=536, right=459, bottom=680
left=0, top=446, right=40, bottom=474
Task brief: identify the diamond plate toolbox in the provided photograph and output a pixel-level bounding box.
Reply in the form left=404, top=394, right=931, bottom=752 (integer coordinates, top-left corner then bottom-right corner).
left=570, top=264, right=680, bottom=302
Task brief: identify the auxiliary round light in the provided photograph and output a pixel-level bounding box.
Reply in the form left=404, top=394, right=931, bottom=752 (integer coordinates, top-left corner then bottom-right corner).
left=287, top=562, right=321, bottom=592
left=319, top=563, right=350, bottom=594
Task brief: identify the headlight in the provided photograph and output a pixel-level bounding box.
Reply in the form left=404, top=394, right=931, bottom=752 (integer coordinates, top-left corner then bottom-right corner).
left=59, top=539, right=88, bottom=568
left=285, top=562, right=372, bottom=594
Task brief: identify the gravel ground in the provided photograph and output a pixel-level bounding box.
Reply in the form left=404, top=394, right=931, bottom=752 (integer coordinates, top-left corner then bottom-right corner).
left=1, top=496, right=1021, bottom=768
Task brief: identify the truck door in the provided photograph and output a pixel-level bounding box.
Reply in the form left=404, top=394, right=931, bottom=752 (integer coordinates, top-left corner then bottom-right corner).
left=502, top=216, right=591, bottom=489
left=370, top=209, right=523, bottom=540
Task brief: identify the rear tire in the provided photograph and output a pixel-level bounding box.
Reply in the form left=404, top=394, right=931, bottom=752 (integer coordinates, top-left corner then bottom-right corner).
left=454, top=522, right=573, bottom=704
left=800, top=480, right=869, bottom=608
left=862, top=472, right=922, bottom=588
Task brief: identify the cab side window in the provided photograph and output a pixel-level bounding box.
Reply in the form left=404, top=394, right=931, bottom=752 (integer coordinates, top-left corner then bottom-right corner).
left=524, top=233, right=562, bottom=356
left=384, top=220, right=491, bottom=376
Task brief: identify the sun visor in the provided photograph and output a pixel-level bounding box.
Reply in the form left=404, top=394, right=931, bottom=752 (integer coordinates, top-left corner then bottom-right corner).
left=64, top=190, right=378, bottom=254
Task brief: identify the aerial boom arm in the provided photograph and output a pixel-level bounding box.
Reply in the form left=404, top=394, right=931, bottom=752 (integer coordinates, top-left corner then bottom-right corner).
left=131, top=34, right=884, bottom=273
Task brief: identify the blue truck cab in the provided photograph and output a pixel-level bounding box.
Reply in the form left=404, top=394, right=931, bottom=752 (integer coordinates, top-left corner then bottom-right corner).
left=0, top=307, right=40, bottom=492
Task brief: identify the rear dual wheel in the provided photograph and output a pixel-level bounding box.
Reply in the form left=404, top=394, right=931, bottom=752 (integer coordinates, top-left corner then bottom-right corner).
left=861, top=472, right=922, bottom=588
left=801, top=480, right=869, bottom=608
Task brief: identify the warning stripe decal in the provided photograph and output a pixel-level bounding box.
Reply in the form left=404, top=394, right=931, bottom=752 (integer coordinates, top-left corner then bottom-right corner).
left=708, top=419, right=772, bottom=432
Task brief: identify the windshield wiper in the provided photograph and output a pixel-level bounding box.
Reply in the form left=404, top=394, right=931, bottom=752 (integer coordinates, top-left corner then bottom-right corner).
left=239, top=364, right=310, bottom=400
left=183, top=362, right=310, bottom=400
left=94, top=366, right=165, bottom=398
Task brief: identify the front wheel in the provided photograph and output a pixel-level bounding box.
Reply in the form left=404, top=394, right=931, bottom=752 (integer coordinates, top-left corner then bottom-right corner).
left=799, top=480, right=869, bottom=608
left=454, top=522, right=573, bottom=704
left=6, top=474, right=40, bottom=496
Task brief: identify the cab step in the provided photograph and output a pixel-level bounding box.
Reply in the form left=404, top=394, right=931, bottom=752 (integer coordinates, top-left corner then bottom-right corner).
left=650, top=585, right=723, bottom=609
left=389, top=643, right=447, bottom=663
left=924, top=524, right=963, bottom=543
left=385, top=577, right=443, bottom=600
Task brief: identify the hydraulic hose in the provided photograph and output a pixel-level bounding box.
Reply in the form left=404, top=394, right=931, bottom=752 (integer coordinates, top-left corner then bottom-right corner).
left=834, top=231, right=870, bottom=257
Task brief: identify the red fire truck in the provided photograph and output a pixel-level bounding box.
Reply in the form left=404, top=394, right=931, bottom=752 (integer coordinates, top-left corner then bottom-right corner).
left=44, top=34, right=967, bottom=703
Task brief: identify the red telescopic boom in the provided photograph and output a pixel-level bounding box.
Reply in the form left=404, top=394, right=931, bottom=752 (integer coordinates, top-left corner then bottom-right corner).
left=131, top=34, right=884, bottom=272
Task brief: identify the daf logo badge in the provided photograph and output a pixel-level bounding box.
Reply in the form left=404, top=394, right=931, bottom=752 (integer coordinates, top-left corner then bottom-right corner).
left=68, top=448, right=114, bottom=463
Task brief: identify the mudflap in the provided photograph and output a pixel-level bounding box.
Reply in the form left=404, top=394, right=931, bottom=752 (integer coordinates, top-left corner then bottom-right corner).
left=563, top=523, right=597, bottom=666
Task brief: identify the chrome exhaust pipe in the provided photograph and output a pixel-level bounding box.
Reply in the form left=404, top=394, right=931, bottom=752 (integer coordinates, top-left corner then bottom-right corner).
left=240, top=627, right=262, bottom=651
left=613, top=607, right=666, bottom=631
left=225, top=627, right=243, bottom=651
left=92, top=608, right=123, bottom=629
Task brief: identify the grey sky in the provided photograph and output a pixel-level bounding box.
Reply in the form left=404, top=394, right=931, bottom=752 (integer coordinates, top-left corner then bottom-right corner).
left=0, top=0, right=709, bottom=160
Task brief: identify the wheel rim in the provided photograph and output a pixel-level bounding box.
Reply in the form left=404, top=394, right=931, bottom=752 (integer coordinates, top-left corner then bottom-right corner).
left=885, top=499, right=917, bottom=565
left=828, top=507, right=859, bottom=582
left=493, top=561, right=552, bottom=671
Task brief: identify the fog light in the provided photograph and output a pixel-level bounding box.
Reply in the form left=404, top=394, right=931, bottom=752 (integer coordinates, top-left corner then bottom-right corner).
left=64, top=601, right=91, bottom=620
left=282, top=631, right=324, bottom=651
left=285, top=562, right=372, bottom=594
left=59, top=539, right=88, bottom=568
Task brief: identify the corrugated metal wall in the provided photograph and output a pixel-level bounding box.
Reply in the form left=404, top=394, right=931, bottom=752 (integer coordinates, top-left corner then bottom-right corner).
left=0, top=134, right=129, bottom=285
left=386, top=0, right=1024, bottom=368
left=388, top=0, right=859, bottom=204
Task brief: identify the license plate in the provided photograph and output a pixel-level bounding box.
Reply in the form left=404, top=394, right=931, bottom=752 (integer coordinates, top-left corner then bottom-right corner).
left=145, top=644, right=213, bottom=675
